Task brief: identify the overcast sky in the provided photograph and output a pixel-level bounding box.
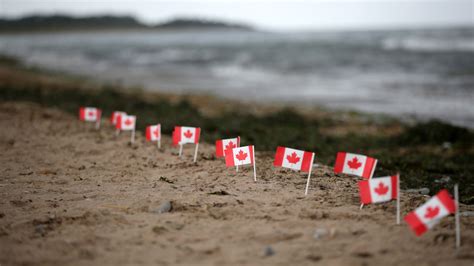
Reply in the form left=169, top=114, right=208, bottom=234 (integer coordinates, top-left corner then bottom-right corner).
left=1, top=0, right=473, bottom=30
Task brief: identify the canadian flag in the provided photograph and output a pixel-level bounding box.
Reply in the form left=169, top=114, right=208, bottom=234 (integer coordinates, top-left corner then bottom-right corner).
left=216, top=137, right=240, bottom=158
left=116, top=114, right=136, bottom=131
left=172, top=126, right=200, bottom=146
left=146, top=124, right=161, bottom=141
left=273, top=146, right=314, bottom=172
left=110, top=111, right=126, bottom=125
left=334, top=152, right=377, bottom=179
left=404, top=189, right=456, bottom=236
left=225, top=145, right=254, bottom=167
left=358, top=175, right=398, bottom=204
left=79, top=107, right=101, bottom=122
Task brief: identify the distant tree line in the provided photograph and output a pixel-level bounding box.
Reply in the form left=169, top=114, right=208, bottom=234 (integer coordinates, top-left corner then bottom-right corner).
left=0, top=15, right=252, bottom=32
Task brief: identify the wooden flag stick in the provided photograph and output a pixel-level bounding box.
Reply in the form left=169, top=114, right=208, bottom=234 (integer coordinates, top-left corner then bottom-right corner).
left=454, top=183, right=461, bottom=249
left=131, top=129, right=135, bottom=144
left=158, top=139, right=161, bottom=149
left=236, top=165, right=239, bottom=172
left=179, top=144, right=183, bottom=157
left=95, top=117, right=101, bottom=130
left=252, top=146, right=257, bottom=182
left=193, top=143, right=199, bottom=163
left=396, top=173, right=401, bottom=225
left=115, top=128, right=120, bottom=137
left=304, top=153, right=315, bottom=196
left=361, top=160, right=378, bottom=210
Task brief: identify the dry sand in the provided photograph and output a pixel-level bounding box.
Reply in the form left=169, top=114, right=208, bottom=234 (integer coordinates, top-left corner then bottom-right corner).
left=0, top=102, right=473, bottom=266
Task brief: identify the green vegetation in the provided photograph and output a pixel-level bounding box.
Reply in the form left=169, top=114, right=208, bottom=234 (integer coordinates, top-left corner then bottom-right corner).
left=0, top=59, right=472, bottom=204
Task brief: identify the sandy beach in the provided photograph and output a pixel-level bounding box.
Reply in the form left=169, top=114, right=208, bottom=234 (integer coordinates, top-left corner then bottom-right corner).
left=0, top=101, right=473, bottom=265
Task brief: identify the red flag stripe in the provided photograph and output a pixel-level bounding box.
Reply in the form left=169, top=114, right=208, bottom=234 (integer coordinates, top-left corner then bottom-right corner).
left=225, top=149, right=235, bottom=166
left=79, top=107, right=85, bottom=120
left=391, top=175, right=398, bottom=199
left=404, top=212, right=427, bottom=236
left=437, top=189, right=456, bottom=213
left=301, top=151, right=313, bottom=172
left=194, top=128, right=201, bottom=143
left=362, top=157, right=377, bottom=179
left=273, top=146, right=285, bottom=167
left=358, top=181, right=372, bottom=204
left=334, top=152, right=346, bottom=173
left=215, top=140, right=224, bottom=157
left=146, top=126, right=152, bottom=141
left=172, top=126, right=181, bottom=146
left=249, top=145, right=254, bottom=164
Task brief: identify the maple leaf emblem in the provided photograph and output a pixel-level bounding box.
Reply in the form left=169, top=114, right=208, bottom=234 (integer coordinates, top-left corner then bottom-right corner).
left=88, top=111, right=95, bottom=117
left=183, top=130, right=193, bottom=138
left=286, top=152, right=300, bottom=164
left=124, top=119, right=132, bottom=126
left=424, top=206, right=439, bottom=219
left=374, top=182, right=389, bottom=196
left=347, top=157, right=362, bottom=170
left=225, top=141, right=236, bottom=153
left=235, top=150, right=248, bottom=161
left=153, top=128, right=159, bottom=137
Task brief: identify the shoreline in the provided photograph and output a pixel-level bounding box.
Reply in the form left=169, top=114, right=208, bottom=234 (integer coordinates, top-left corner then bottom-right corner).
left=0, top=54, right=473, bottom=204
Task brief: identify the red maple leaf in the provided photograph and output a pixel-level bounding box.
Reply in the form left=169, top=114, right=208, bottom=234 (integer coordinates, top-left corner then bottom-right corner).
left=124, top=119, right=132, bottom=126
left=424, top=206, right=439, bottom=219
left=374, top=182, right=389, bottom=195
left=347, top=157, right=362, bottom=169
left=153, top=128, right=159, bottom=137
left=88, top=111, right=95, bottom=117
left=225, top=141, right=236, bottom=153
left=286, top=152, right=300, bottom=164
left=235, top=150, right=248, bottom=161
left=183, top=130, right=193, bottom=138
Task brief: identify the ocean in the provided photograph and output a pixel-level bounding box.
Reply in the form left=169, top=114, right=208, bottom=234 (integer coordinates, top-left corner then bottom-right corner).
left=0, top=28, right=473, bottom=127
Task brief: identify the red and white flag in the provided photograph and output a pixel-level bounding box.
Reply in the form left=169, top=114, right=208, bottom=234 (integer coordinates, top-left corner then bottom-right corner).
left=79, top=107, right=101, bottom=122
left=172, top=126, right=200, bottom=146
left=116, top=114, right=136, bottom=131
left=358, top=175, right=398, bottom=204
left=146, top=124, right=161, bottom=141
left=225, top=145, right=254, bottom=167
left=334, top=152, right=377, bottom=179
left=216, top=137, right=240, bottom=158
left=404, top=189, right=456, bottom=236
left=110, top=111, right=126, bottom=125
left=273, top=146, right=314, bottom=172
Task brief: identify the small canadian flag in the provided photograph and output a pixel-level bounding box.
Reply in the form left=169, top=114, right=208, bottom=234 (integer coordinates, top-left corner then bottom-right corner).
left=116, top=114, right=136, bottom=131
left=404, top=189, right=456, bottom=236
left=358, top=175, right=398, bottom=204
left=273, top=146, right=314, bottom=172
left=172, top=126, right=200, bottom=146
left=216, top=137, right=240, bottom=158
left=146, top=124, right=161, bottom=141
left=79, top=107, right=101, bottom=122
left=225, top=145, right=254, bottom=167
left=110, top=111, right=126, bottom=125
left=334, top=152, right=377, bottom=179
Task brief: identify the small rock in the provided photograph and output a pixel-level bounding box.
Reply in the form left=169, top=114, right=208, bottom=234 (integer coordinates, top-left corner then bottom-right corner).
left=152, top=201, right=172, bottom=214
left=313, top=228, right=328, bottom=240
left=442, top=142, right=452, bottom=150
left=461, top=211, right=474, bottom=217
left=435, top=176, right=451, bottom=184
left=152, top=226, right=168, bottom=234
left=264, top=245, right=275, bottom=256
left=405, top=188, right=430, bottom=195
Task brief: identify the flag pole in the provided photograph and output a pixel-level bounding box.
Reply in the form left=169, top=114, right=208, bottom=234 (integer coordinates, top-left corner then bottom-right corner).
left=252, top=146, right=257, bottom=182
left=193, top=143, right=199, bottom=163
left=95, top=116, right=101, bottom=130
left=396, top=173, right=401, bottom=225
left=361, top=159, right=378, bottom=210
left=304, top=153, right=315, bottom=196
left=115, top=128, right=120, bottom=137
left=131, top=129, right=135, bottom=144
left=158, top=139, right=161, bottom=149
left=179, top=144, right=183, bottom=157
left=454, top=183, right=461, bottom=249
left=236, top=165, right=239, bottom=172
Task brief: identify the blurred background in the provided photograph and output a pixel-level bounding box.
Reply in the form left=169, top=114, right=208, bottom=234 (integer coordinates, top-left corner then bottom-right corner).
left=0, top=0, right=473, bottom=127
